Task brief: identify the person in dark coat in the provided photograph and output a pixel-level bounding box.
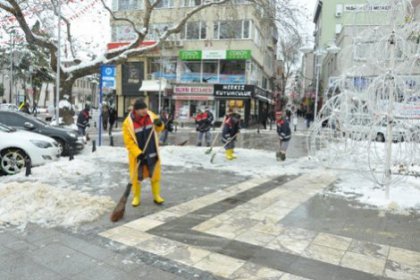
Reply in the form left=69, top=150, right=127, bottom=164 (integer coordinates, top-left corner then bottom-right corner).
left=102, top=103, right=109, bottom=130
left=222, top=110, right=240, bottom=160
left=77, top=105, right=90, bottom=136
left=195, top=107, right=214, bottom=147
left=276, top=111, right=292, bottom=161
left=108, top=105, right=118, bottom=135
left=159, top=109, right=174, bottom=145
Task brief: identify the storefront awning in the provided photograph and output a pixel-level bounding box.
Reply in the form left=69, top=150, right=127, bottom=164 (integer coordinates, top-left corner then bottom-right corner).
left=255, top=94, right=274, bottom=104
left=139, top=79, right=168, bottom=92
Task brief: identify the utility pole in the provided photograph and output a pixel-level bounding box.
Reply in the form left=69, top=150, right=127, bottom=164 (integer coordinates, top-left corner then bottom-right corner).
left=55, top=0, right=62, bottom=123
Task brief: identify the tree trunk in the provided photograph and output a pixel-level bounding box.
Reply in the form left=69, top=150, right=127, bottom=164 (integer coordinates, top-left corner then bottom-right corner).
left=59, top=79, right=75, bottom=125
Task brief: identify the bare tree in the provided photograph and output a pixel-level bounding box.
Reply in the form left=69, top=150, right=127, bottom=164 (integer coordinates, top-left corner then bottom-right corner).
left=0, top=0, right=230, bottom=101
left=278, top=33, right=302, bottom=97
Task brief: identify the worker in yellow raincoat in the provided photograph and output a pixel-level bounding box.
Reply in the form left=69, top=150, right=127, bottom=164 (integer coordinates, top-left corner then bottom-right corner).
left=122, top=99, right=165, bottom=207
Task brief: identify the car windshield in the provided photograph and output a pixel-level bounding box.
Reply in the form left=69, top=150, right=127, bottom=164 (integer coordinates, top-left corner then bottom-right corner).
left=0, top=122, right=16, bottom=132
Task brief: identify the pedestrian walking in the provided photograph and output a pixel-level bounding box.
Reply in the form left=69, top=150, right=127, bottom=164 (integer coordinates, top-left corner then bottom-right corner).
left=77, top=104, right=90, bottom=137
left=102, top=102, right=109, bottom=130
left=195, top=107, right=214, bottom=147
left=292, top=113, right=298, bottom=132
left=276, top=112, right=292, bottom=161
left=122, top=99, right=165, bottom=207
left=222, top=110, right=241, bottom=160
left=108, top=105, right=118, bottom=135
left=159, top=109, right=174, bottom=145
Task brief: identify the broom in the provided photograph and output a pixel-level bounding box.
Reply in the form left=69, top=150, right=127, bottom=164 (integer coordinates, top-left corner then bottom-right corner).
left=210, top=133, right=239, bottom=163
left=110, top=126, right=155, bottom=222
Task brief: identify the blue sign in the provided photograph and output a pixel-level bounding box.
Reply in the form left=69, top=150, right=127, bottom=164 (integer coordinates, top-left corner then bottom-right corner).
left=101, top=65, right=116, bottom=90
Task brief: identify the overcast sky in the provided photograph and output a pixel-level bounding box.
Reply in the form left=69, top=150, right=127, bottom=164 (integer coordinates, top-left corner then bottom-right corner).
left=293, top=0, right=317, bottom=43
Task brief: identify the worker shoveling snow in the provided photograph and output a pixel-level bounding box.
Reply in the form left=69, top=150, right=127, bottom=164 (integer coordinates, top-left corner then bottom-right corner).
left=0, top=182, right=115, bottom=230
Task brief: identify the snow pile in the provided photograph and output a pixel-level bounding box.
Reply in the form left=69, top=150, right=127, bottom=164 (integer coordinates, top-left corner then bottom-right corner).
left=2, top=146, right=129, bottom=191
left=0, top=182, right=115, bottom=229
left=160, top=146, right=307, bottom=178
left=326, top=170, right=420, bottom=211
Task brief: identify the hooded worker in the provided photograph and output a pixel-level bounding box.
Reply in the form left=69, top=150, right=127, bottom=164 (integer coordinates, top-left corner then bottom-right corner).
left=122, top=99, right=165, bottom=207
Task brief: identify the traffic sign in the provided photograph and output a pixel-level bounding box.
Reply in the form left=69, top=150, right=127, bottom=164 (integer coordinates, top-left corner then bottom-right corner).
left=101, top=65, right=116, bottom=89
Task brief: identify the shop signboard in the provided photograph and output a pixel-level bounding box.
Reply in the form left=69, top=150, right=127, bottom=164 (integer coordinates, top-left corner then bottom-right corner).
left=174, top=85, right=214, bottom=95
left=180, top=50, right=202, bottom=61
left=122, top=62, right=144, bottom=96
left=203, top=50, right=226, bottom=59
left=214, top=84, right=253, bottom=99
left=180, top=50, right=251, bottom=61
left=226, top=50, right=251, bottom=60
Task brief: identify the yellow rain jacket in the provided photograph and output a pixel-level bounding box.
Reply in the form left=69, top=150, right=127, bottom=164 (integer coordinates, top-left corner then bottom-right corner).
left=122, top=110, right=164, bottom=185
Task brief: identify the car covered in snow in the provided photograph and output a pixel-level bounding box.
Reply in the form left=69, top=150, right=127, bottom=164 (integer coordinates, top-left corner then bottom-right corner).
left=0, top=123, right=61, bottom=175
left=0, top=110, right=84, bottom=155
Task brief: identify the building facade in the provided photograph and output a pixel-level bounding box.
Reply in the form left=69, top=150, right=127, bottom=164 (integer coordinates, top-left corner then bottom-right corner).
left=109, top=0, right=278, bottom=126
left=311, top=0, right=418, bottom=100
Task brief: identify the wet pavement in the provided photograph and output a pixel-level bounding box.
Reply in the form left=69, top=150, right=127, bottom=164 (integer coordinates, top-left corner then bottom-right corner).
left=1, top=118, right=420, bottom=280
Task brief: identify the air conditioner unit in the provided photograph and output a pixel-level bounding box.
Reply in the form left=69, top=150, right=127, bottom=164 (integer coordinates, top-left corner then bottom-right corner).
left=335, top=24, right=343, bottom=34
left=163, top=41, right=173, bottom=48
left=336, top=4, right=343, bottom=17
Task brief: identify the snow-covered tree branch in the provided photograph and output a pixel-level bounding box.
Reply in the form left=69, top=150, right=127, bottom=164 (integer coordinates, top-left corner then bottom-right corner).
left=0, top=0, right=229, bottom=101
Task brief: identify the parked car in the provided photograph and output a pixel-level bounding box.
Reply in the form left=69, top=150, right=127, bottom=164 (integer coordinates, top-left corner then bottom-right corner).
left=342, top=115, right=406, bottom=142
left=0, top=103, right=19, bottom=112
left=0, top=110, right=84, bottom=155
left=0, top=123, right=61, bottom=175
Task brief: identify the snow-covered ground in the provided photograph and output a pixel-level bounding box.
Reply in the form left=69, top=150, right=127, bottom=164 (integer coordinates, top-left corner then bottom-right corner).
left=0, top=182, right=114, bottom=230
left=311, top=140, right=420, bottom=212
left=1, top=142, right=419, bottom=230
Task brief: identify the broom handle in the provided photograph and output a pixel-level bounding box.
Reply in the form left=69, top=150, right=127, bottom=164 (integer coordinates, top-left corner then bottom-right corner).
left=129, top=124, right=156, bottom=188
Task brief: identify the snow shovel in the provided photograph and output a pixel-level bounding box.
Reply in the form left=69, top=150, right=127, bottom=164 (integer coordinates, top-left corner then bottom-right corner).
left=110, top=127, right=155, bottom=223
left=210, top=133, right=239, bottom=164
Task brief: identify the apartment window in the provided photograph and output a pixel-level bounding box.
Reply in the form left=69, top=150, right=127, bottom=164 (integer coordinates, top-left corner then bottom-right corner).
left=182, top=0, right=201, bottom=7
left=112, top=25, right=137, bottom=42
left=154, top=0, right=174, bottom=9
left=147, top=23, right=175, bottom=40
left=118, top=0, right=143, bottom=10
left=181, top=22, right=206, bottom=40
left=214, top=20, right=252, bottom=40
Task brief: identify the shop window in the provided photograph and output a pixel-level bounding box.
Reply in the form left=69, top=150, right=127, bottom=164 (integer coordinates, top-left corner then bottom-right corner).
left=219, top=60, right=246, bottom=84
left=149, top=57, right=177, bottom=81
left=180, top=61, right=202, bottom=83
left=202, top=61, right=218, bottom=83
left=181, top=22, right=206, bottom=40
